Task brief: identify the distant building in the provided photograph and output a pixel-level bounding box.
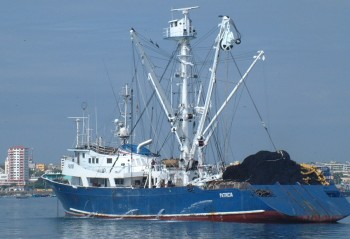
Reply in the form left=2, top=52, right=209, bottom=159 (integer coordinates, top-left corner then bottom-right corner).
left=28, top=158, right=35, bottom=170
left=323, top=162, right=350, bottom=176
left=36, top=163, right=45, bottom=171
left=0, top=167, right=7, bottom=184
left=6, top=146, right=30, bottom=186
left=46, top=163, right=59, bottom=171
left=312, top=161, right=350, bottom=185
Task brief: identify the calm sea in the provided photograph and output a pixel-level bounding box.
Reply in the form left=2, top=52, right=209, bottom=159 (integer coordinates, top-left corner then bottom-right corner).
left=1, top=197, right=350, bottom=239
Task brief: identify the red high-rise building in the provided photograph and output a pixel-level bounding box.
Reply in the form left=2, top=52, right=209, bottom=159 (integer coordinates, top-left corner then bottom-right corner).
left=7, top=146, right=29, bottom=186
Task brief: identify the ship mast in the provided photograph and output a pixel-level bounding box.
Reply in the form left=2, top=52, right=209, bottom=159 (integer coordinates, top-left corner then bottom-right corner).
left=192, top=16, right=264, bottom=172
left=165, top=6, right=198, bottom=167
left=115, top=84, right=131, bottom=145
left=130, top=7, right=199, bottom=169
left=131, top=8, right=265, bottom=182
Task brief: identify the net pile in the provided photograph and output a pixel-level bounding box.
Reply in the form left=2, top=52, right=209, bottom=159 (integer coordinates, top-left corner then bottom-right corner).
left=222, top=150, right=328, bottom=185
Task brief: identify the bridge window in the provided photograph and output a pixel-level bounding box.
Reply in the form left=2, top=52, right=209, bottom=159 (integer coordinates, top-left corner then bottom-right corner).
left=115, top=178, right=124, bottom=185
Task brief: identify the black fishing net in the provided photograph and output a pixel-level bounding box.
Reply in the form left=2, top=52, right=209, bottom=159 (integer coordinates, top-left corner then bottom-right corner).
left=222, top=150, right=327, bottom=185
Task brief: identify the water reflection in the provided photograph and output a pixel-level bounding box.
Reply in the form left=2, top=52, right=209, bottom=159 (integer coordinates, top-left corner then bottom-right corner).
left=1, top=197, right=349, bottom=239
left=55, top=217, right=350, bottom=239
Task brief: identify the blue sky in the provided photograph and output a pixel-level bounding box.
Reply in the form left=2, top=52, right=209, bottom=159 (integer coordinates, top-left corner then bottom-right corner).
left=1, top=0, right=350, bottom=164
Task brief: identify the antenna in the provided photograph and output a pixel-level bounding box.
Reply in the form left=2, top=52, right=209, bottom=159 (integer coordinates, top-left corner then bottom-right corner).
left=95, top=106, right=98, bottom=139
left=68, top=117, right=87, bottom=147
left=171, top=6, right=199, bottom=13
left=68, top=102, right=89, bottom=148
left=114, top=84, right=131, bottom=145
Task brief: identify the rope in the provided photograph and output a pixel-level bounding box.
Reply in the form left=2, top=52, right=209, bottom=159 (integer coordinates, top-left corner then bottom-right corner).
left=230, top=52, right=277, bottom=151
left=129, top=41, right=179, bottom=136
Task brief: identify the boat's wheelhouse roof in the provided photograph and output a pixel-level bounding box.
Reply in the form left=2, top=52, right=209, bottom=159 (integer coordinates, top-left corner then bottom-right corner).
left=120, top=144, right=158, bottom=156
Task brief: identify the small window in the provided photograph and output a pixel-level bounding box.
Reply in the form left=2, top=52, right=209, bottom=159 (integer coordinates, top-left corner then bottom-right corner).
left=82, top=153, right=85, bottom=158
left=107, top=158, right=112, bottom=164
left=115, top=178, right=124, bottom=185
left=92, top=158, right=95, bottom=164
left=96, top=158, right=99, bottom=164
left=134, top=180, right=141, bottom=186
left=89, top=158, right=91, bottom=163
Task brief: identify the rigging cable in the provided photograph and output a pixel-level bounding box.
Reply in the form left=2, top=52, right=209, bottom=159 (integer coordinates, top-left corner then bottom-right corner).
left=230, top=52, right=277, bottom=151
left=103, top=60, right=120, bottom=110
left=130, top=36, right=180, bottom=144
left=157, top=130, right=173, bottom=156
left=103, top=59, right=122, bottom=145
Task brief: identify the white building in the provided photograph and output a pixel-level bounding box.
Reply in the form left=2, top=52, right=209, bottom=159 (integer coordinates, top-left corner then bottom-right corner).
left=6, top=146, right=30, bottom=186
left=0, top=167, right=8, bottom=185
left=323, top=162, right=350, bottom=176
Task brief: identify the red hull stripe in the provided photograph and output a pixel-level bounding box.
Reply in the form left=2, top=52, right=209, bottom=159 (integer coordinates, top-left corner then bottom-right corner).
left=67, top=208, right=344, bottom=223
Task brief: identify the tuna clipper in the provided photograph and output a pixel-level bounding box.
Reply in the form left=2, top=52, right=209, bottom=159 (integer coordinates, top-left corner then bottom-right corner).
left=42, top=6, right=350, bottom=223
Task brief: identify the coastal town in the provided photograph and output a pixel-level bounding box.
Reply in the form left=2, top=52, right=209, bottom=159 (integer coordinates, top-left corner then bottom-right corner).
left=1, top=145, right=350, bottom=197
left=0, top=146, right=62, bottom=196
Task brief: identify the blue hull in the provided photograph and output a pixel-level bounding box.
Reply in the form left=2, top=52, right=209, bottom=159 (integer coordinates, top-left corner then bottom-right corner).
left=46, top=179, right=350, bottom=222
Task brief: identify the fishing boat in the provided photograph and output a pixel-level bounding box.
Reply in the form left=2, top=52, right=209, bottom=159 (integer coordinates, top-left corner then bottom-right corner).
left=43, top=7, right=350, bottom=222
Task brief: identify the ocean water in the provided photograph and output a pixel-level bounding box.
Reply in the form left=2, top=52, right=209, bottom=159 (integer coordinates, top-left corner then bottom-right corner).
left=1, top=197, right=350, bottom=239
